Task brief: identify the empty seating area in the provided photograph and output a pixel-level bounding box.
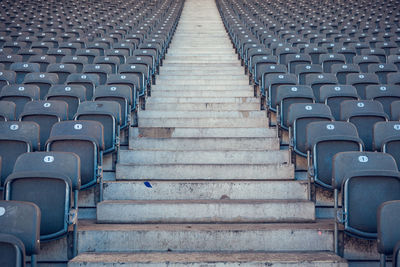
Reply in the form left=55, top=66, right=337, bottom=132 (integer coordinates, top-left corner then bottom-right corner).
left=0, top=0, right=183, bottom=265
left=1, top=0, right=400, bottom=266
left=217, top=0, right=400, bottom=265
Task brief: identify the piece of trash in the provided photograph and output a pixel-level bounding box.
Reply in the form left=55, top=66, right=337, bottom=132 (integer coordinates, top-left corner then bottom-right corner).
left=144, top=181, right=152, bottom=188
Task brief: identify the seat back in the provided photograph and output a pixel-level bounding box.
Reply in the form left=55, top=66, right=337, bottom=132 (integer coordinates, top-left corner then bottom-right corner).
left=377, top=200, right=400, bottom=256
left=320, top=85, right=359, bottom=120
left=46, top=85, right=86, bottom=120
left=0, top=101, right=16, bottom=121
left=0, top=85, right=40, bottom=118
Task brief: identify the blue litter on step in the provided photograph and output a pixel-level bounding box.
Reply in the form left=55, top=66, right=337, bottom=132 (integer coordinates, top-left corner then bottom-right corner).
left=144, top=181, right=152, bottom=188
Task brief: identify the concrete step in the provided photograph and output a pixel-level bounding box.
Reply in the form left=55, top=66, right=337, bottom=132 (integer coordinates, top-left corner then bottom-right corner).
left=155, top=78, right=248, bottom=85
left=131, top=127, right=277, bottom=138
left=151, top=85, right=253, bottom=91
left=69, top=252, right=348, bottom=267
left=102, top=180, right=309, bottom=201
left=164, top=55, right=238, bottom=61
left=148, top=97, right=260, bottom=104
left=116, top=163, right=294, bottom=180
left=96, top=199, right=315, bottom=223
left=119, top=150, right=289, bottom=165
left=129, top=136, right=279, bottom=150
left=150, top=90, right=253, bottom=98
left=138, top=117, right=268, bottom=128
left=145, top=102, right=260, bottom=111
left=157, top=75, right=246, bottom=80
left=159, top=69, right=245, bottom=75
left=160, top=64, right=243, bottom=71
left=77, top=220, right=334, bottom=253
left=139, top=110, right=266, bottom=119
left=163, top=59, right=241, bottom=64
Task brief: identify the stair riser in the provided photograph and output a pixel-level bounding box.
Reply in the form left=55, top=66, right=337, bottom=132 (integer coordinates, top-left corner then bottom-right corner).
left=138, top=118, right=268, bottom=128
left=116, top=164, right=294, bottom=180
left=96, top=201, right=315, bottom=223
left=69, top=262, right=348, bottom=267
left=145, top=103, right=260, bottom=111
left=132, top=127, right=277, bottom=138
left=119, top=150, right=289, bottom=165
left=103, top=181, right=308, bottom=200
left=77, top=229, right=333, bottom=253
left=138, top=110, right=266, bottom=119
left=129, top=137, right=280, bottom=151
left=155, top=80, right=248, bottom=85
left=150, top=91, right=253, bottom=97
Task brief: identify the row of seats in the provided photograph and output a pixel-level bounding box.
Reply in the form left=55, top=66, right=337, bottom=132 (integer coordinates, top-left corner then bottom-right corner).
left=217, top=0, right=400, bottom=265
left=0, top=0, right=185, bottom=265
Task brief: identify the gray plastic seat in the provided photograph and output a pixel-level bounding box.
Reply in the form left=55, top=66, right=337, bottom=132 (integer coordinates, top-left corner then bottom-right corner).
left=373, top=121, right=400, bottom=171
left=306, top=121, right=363, bottom=190
left=60, top=56, right=88, bottom=73
left=46, top=85, right=86, bottom=120
left=0, top=70, right=16, bottom=90
left=320, top=54, right=346, bottom=73
left=368, top=64, right=398, bottom=84
left=47, top=63, right=77, bottom=84
left=340, top=100, right=388, bottom=151
left=23, top=73, right=58, bottom=99
left=4, top=152, right=80, bottom=247
left=287, top=103, right=333, bottom=157
left=295, top=64, right=323, bottom=85
left=388, top=73, right=400, bottom=86
left=10, top=63, right=40, bottom=84
left=0, top=121, right=39, bottom=188
left=258, top=64, right=287, bottom=91
left=320, top=85, right=359, bottom=121
left=286, top=54, right=312, bottom=73
left=0, top=85, right=40, bottom=119
left=75, top=101, right=120, bottom=154
left=392, top=101, right=400, bottom=121
left=332, top=152, right=400, bottom=253
left=46, top=120, right=104, bottom=190
left=331, top=64, right=360, bottom=84
left=305, top=73, right=338, bottom=100
left=354, top=55, right=381, bottom=72
left=106, top=74, right=139, bottom=102
left=29, top=55, right=57, bottom=72
left=346, top=73, right=379, bottom=99
left=394, top=241, right=400, bottom=267
left=94, top=85, right=133, bottom=129
left=264, top=73, right=297, bottom=111
left=366, top=85, right=400, bottom=117
left=19, top=100, right=68, bottom=150
left=0, top=201, right=40, bottom=267
left=377, top=200, right=400, bottom=267
left=83, top=64, right=112, bottom=85
left=0, top=100, right=16, bottom=121
left=66, top=74, right=100, bottom=100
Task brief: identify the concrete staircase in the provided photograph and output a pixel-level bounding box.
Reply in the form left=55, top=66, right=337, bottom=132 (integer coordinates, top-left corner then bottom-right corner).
left=69, top=0, right=347, bottom=265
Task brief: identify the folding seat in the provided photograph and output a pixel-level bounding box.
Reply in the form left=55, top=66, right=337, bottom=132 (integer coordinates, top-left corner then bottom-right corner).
left=29, top=55, right=56, bottom=72
left=340, top=100, right=388, bottom=151
left=4, top=151, right=80, bottom=256
left=86, top=42, right=109, bottom=57
left=23, top=72, right=58, bottom=99
left=2, top=41, right=25, bottom=54
left=47, top=48, right=72, bottom=63
left=250, top=55, right=278, bottom=84
left=275, top=46, right=299, bottom=65
left=374, top=121, right=400, bottom=171
left=365, top=85, right=400, bottom=117
left=138, top=42, right=162, bottom=66
left=66, top=73, right=100, bottom=100
left=305, top=73, right=338, bottom=100
left=10, top=63, right=40, bottom=84
left=19, top=100, right=68, bottom=150
left=0, top=84, right=40, bottom=119
left=367, top=64, right=398, bottom=84
left=118, top=64, right=147, bottom=97
left=30, top=41, right=52, bottom=55
left=74, top=101, right=120, bottom=154
left=388, top=55, right=400, bottom=71
left=332, top=152, right=400, bottom=253
left=47, top=120, right=104, bottom=191
left=46, top=85, right=86, bottom=120
left=246, top=48, right=272, bottom=74
left=264, top=73, right=297, bottom=112
left=113, top=42, right=136, bottom=56
left=0, top=63, right=4, bottom=70
left=333, top=46, right=357, bottom=63
left=0, top=201, right=40, bottom=267
left=392, top=101, right=400, bottom=121
left=388, top=73, right=400, bottom=86
left=17, top=48, right=41, bottom=62
left=106, top=73, right=139, bottom=102
left=377, top=200, right=400, bottom=267
left=60, top=55, right=88, bottom=73
left=330, top=63, right=359, bottom=85
left=0, top=100, right=15, bottom=121
left=361, top=48, right=387, bottom=63
left=126, top=56, right=155, bottom=83
left=295, top=64, right=323, bottom=85
left=82, top=64, right=112, bottom=85
left=320, top=85, right=359, bottom=120
left=0, top=70, right=16, bottom=90
left=306, top=121, right=363, bottom=191
left=92, top=37, right=114, bottom=49
left=348, top=42, right=370, bottom=55
left=287, top=103, right=333, bottom=157
left=257, top=64, right=287, bottom=94
left=376, top=41, right=398, bottom=56
left=320, top=54, right=346, bottom=73
left=0, top=121, right=39, bottom=188
left=58, top=42, right=81, bottom=55
left=93, top=56, right=120, bottom=74
left=0, top=36, right=12, bottom=48
left=354, top=55, right=381, bottom=73
left=105, top=49, right=129, bottom=65
left=275, top=85, right=315, bottom=131
left=75, top=49, right=101, bottom=64
left=395, top=243, right=400, bottom=267
left=346, top=73, right=380, bottom=99
left=94, top=85, right=133, bottom=129
left=0, top=55, right=22, bottom=70
left=304, top=46, right=328, bottom=64
left=286, top=54, right=312, bottom=74
left=46, top=63, right=77, bottom=84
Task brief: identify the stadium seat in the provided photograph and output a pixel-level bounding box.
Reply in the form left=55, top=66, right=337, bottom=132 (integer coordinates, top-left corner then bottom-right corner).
left=319, top=85, right=359, bottom=121
left=331, top=64, right=360, bottom=85
left=332, top=152, right=400, bottom=253
left=0, top=201, right=40, bottom=267
left=0, top=85, right=40, bottom=119
left=46, top=85, right=86, bottom=120
left=23, top=73, right=58, bottom=99
left=0, top=101, right=16, bottom=121
left=66, top=73, right=100, bottom=100
left=366, top=85, right=400, bottom=117
left=346, top=73, right=380, bottom=99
